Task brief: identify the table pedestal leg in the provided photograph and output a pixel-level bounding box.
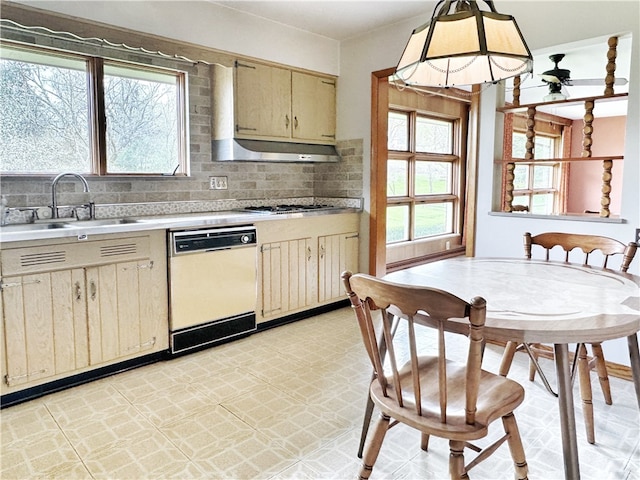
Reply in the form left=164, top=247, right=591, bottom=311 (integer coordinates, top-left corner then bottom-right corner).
left=627, top=334, right=640, bottom=410
left=555, top=343, right=580, bottom=480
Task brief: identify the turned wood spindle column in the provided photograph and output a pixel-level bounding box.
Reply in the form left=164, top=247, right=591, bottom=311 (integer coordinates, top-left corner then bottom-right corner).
left=525, top=107, right=536, bottom=160
left=582, top=100, right=594, bottom=158
left=604, top=37, right=618, bottom=96
left=504, top=162, right=516, bottom=212
left=600, top=159, right=612, bottom=217
left=512, top=75, right=521, bottom=107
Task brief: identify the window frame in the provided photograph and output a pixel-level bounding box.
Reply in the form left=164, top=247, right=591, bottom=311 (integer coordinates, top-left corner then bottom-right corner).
left=0, top=41, right=189, bottom=177
left=511, top=130, right=562, bottom=214
left=387, top=108, right=461, bottom=244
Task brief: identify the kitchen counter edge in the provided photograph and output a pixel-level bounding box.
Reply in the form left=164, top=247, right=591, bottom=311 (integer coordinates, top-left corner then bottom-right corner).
left=0, top=208, right=361, bottom=244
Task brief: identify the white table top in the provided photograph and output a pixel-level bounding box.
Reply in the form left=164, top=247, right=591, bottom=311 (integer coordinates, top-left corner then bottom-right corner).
left=384, top=257, right=640, bottom=344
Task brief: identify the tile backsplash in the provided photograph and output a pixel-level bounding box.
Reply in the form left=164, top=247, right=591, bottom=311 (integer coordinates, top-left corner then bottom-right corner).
left=0, top=139, right=363, bottom=224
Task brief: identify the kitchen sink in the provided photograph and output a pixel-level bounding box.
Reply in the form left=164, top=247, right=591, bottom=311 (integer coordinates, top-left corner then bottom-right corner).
left=0, top=222, right=73, bottom=231
left=69, top=218, right=141, bottom=227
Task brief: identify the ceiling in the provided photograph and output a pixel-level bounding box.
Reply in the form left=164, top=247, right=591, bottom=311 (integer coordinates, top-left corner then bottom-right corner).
left=210, top=1, right=435, bottom=41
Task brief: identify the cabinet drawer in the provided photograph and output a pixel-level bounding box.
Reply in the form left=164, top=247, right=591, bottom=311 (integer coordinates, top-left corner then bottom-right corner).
left=1, top=235, right=151, bottom=276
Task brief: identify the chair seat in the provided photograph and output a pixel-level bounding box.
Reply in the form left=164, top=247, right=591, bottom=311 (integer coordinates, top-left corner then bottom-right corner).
left=371, top=356, right=525, bottom=441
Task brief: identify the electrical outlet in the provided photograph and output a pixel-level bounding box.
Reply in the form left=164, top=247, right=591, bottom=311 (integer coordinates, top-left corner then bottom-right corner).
left=209, top=176, right=228, bottom=190
left=636, top=228, right=640, bottom=244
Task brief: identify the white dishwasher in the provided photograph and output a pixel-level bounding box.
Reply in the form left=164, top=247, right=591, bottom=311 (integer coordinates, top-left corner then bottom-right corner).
left=168, top=225, right=257, bottom=354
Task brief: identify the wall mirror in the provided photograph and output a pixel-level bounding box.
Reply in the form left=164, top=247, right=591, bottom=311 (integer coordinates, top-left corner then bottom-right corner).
left=498, top=33, right=631, bottom=218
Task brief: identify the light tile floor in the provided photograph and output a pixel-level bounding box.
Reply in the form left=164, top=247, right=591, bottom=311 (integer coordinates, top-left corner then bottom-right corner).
left=1, top=307, right=639, bottom=479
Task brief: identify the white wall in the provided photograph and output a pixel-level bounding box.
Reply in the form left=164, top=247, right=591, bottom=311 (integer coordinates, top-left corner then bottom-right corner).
left=15, top=0, right=340, bottom=75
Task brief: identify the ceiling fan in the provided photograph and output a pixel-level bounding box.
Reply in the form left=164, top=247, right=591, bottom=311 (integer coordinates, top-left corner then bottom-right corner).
left=537, top=53, right=628, bottom=101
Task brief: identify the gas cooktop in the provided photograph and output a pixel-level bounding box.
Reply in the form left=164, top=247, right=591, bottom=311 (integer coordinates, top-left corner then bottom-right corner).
left=242, top=204, right=334, bottom=214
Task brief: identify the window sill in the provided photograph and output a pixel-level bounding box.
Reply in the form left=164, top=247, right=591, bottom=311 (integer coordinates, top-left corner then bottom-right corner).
left=488, top=211, right=625, bottom=224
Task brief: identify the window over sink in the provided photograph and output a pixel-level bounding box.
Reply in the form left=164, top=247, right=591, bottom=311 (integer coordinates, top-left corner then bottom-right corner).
left=0, top=43, right=188, bottom=176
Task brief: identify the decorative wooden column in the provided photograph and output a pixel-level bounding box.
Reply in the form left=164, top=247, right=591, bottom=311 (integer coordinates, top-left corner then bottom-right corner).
left=502, top=113, right=515, bottom=212
left=504, top=162, right=516, bottom=212
left=600, top=36, right=617, bottom=216
left=600, top=159, right=612, bottom=217
left=512, top=75, right=521, bottom=107
left=525, top=107, right=536, bottom=159
left=604, top=37, right=618, bottom=96
left=582, top=100, right=594, bottom=158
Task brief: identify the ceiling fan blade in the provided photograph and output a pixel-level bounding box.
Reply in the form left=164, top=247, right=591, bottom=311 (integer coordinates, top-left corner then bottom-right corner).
left=568, top=77, right=629, bottom=86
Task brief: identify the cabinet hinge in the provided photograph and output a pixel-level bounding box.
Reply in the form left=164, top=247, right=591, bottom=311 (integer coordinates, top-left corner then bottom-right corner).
left=122, top=261, right=154, bottom=271
left=124, top=337, right=157, bottom=352
left=0, top=278, right=41, bottom=291
left=235, top=61, right=256, bottom=69
left=5, top=369, right=47, bottom=386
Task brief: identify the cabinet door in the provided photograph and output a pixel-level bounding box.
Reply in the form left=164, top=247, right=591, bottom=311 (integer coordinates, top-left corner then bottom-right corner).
left=318, top=232, right=359, bottom=303
left=1, top=269, right=88, bottom=388
left=260, top=239, right=313, bottom=320
left=235, top=60, right=292, bottom=139
left=87, top=259, right=159, bottom=365
left=292, top=71, right=336, bottom=143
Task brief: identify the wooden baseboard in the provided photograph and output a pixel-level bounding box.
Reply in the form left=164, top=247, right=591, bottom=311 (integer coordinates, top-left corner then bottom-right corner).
left=488, top=341, right=633, bottom=382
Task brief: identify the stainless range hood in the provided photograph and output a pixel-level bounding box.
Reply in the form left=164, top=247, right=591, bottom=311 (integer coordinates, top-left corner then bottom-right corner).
left=211, top=64, right=340, bottom=163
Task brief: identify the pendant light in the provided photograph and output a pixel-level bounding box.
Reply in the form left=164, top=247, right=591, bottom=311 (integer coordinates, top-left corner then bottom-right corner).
left=395, top=0, right=533, bottom=87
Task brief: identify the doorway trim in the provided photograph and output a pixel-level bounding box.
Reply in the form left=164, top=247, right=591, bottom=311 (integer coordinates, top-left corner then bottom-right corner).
left=369, top=73, right=480, bottom=276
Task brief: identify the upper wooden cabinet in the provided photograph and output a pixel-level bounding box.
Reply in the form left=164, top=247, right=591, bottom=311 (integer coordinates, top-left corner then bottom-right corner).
left=234, top=60, right=336, bottom=144
left=291, top=71, right=336, bottom=143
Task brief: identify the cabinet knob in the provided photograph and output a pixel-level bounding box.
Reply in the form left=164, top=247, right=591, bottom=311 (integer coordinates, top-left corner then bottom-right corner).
left=285, top=115, right=290, bottom=129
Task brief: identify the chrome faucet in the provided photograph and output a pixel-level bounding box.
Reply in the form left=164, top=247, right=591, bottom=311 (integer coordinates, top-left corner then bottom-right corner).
left=51, top=172, right=91, bottom=219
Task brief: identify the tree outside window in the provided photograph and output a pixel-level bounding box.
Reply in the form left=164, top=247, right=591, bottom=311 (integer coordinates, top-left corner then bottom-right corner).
left=0, top=43, right=186, bottom=175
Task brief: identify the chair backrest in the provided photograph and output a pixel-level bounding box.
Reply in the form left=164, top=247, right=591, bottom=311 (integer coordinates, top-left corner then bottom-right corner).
left=342, top=271, right=486, bottom=425
left=524, top=231, right=638, bottom=272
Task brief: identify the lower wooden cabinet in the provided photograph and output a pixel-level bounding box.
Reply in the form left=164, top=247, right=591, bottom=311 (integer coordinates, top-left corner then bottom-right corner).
left=257, top=213, right=359, bottom=323
left=260, top=238, right=314, bottom=318
left=0, top=231, right=168, bottom=394
left=318, top=232, right=359, bottom=304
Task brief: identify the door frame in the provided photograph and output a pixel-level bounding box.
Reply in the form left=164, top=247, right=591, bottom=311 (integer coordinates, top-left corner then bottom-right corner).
left=369, top=71, right=480, bottom=276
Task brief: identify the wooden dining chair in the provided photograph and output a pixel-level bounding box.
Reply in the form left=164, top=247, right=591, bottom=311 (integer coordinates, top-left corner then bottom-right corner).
left=343, top=271, right=528, bottom=480
left=499, top=231, right=638, bottom=444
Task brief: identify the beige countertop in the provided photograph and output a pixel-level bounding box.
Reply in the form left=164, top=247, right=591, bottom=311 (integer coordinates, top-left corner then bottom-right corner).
left=0, top=207, right=360, bottom=244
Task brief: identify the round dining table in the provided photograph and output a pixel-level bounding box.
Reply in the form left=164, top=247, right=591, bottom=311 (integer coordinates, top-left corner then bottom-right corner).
left=383, top=257, right=640, bottom=480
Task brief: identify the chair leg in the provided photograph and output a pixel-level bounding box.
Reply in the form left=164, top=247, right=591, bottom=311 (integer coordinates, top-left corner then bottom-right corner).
left=590, top=342, right=612, bottom=405
left=421, top=433, right=430, bottom=451
left=499, top=341, right=518, bottom=377
left=577, top=343, right=596, bottom=444
left=359, top=412, right=390, bottom=480
left=358, top=393, right=375, bottom=458
left=502, top=412, right=529, bottom=480
left=527, top=344, right=539, bottom=382
left=448, top=440, right=468, bottom=480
